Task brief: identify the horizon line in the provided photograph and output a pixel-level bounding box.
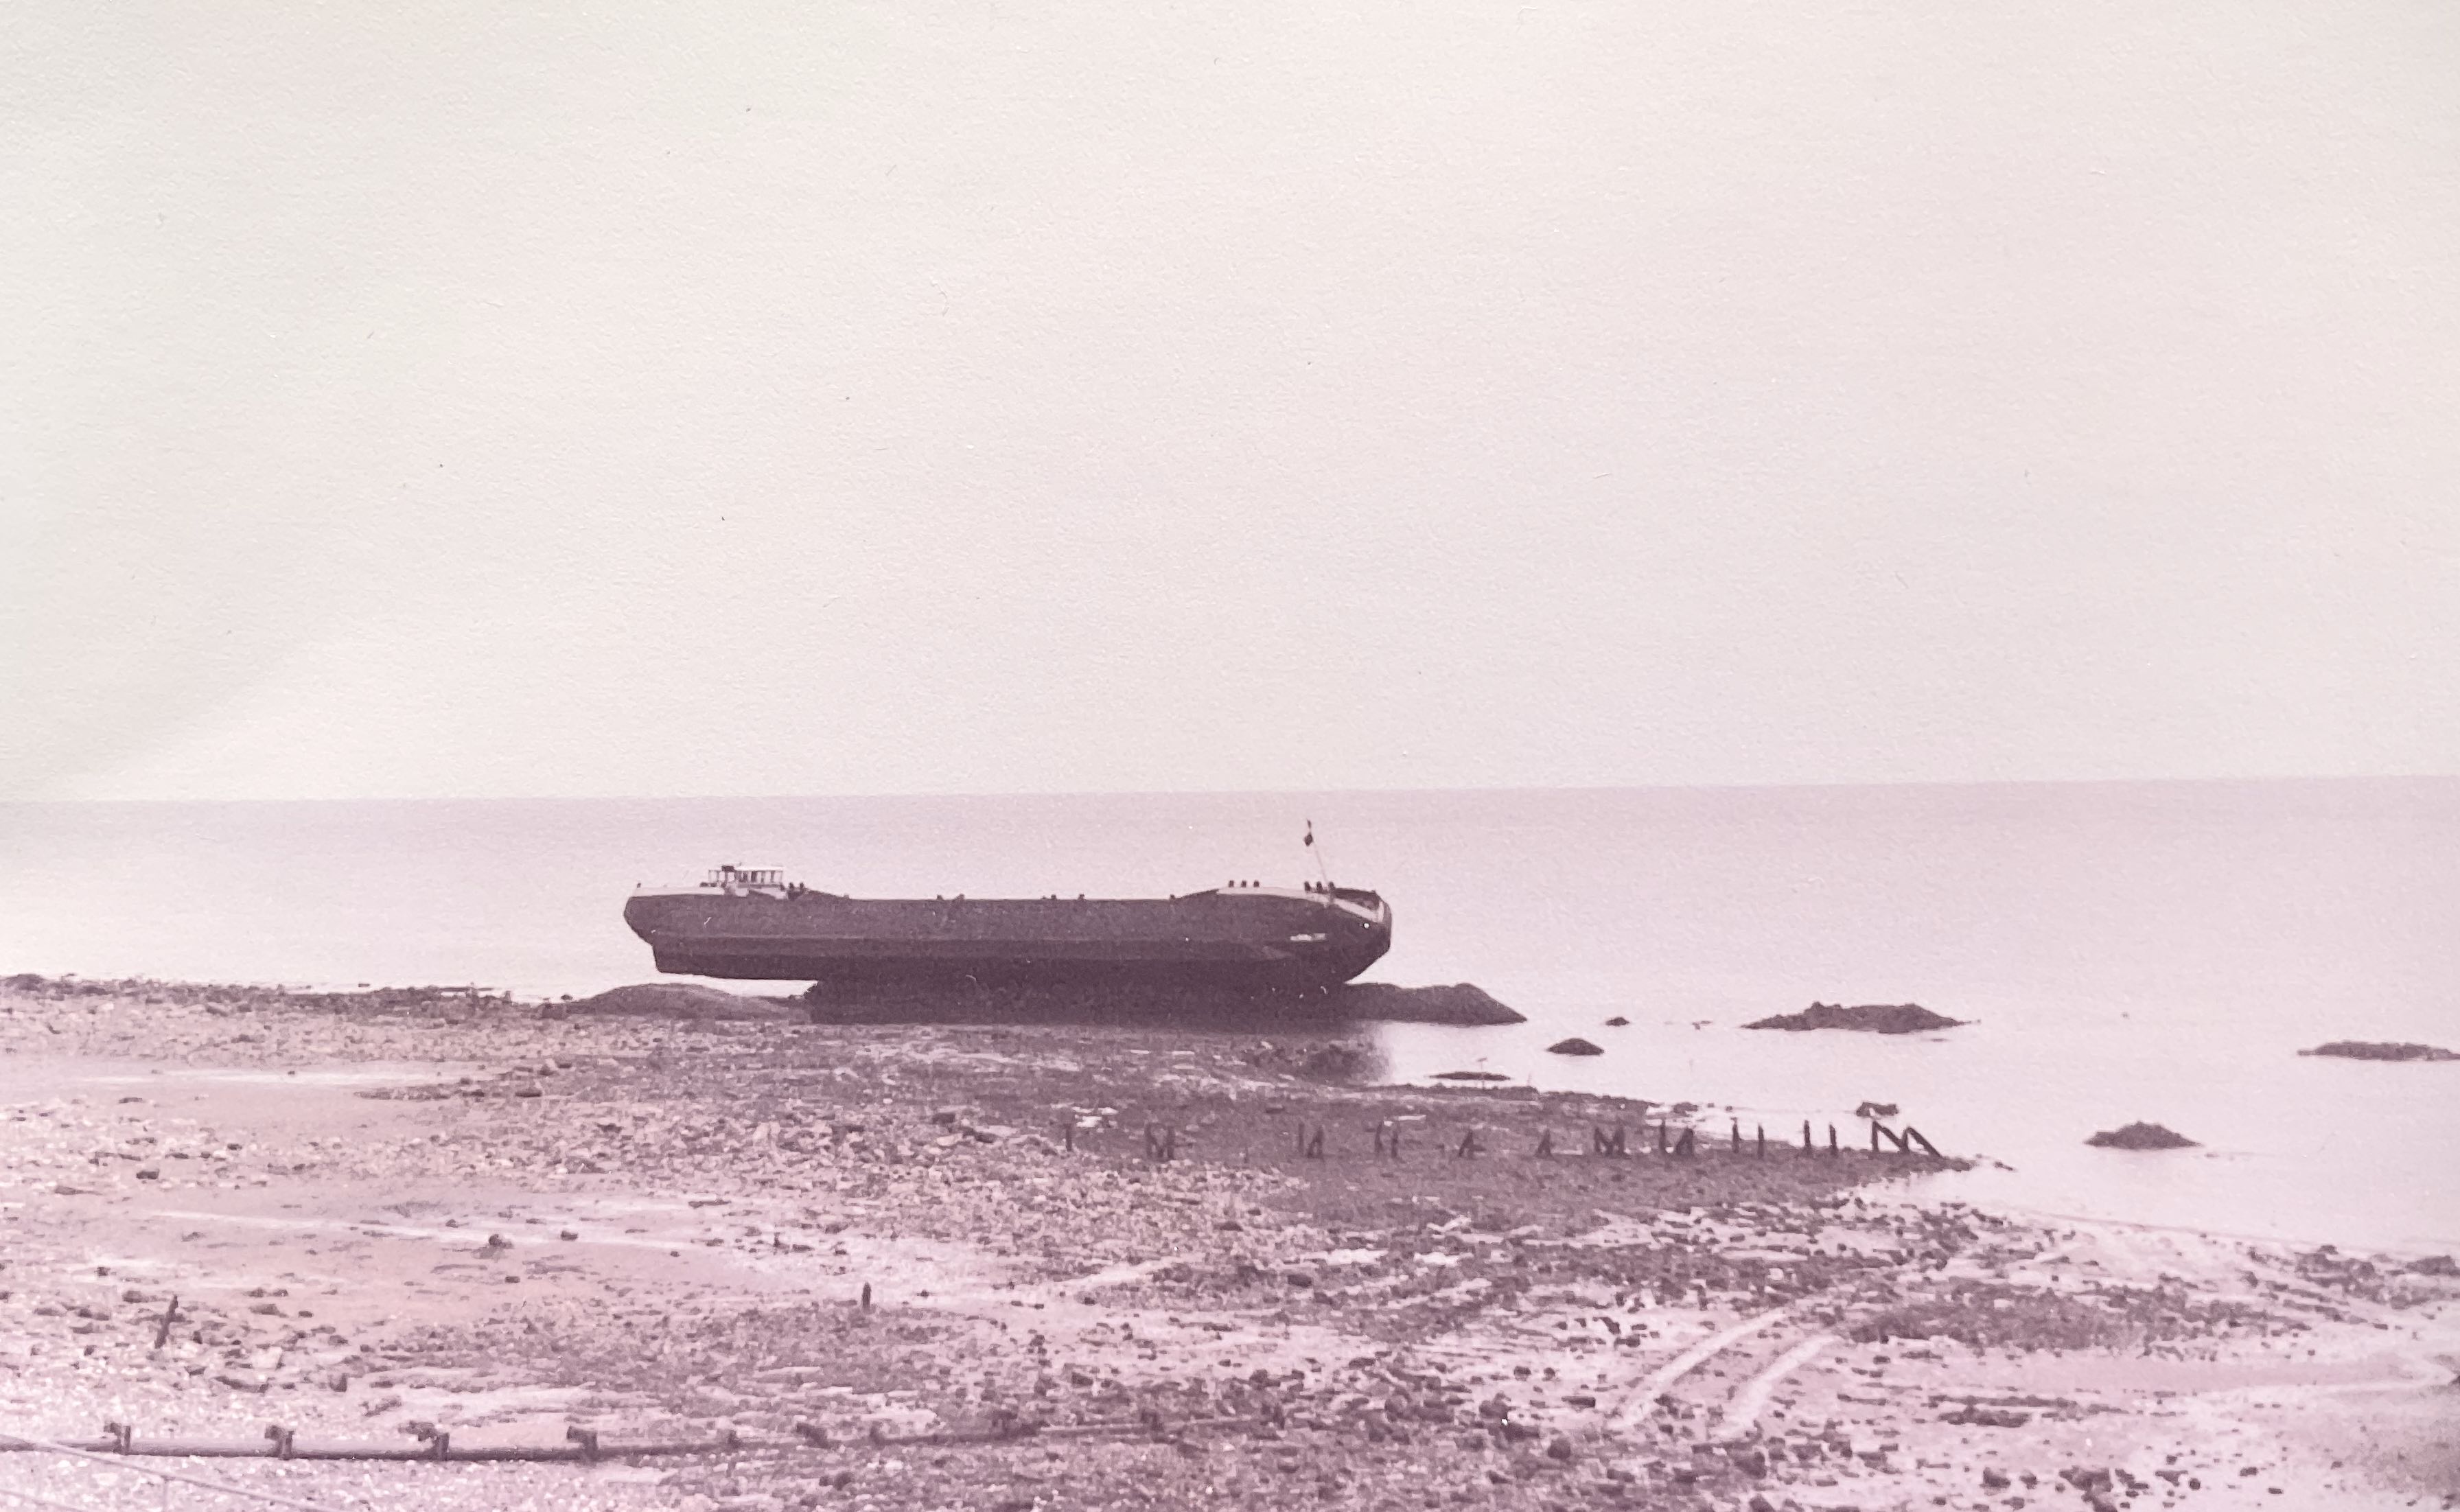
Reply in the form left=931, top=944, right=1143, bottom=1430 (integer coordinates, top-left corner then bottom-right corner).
left=5, top=772, right=2457, bottom=806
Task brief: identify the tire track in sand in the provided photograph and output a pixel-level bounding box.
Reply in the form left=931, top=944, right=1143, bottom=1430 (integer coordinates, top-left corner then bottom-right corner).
left=1610, top=1301, right=1806, bottom=1432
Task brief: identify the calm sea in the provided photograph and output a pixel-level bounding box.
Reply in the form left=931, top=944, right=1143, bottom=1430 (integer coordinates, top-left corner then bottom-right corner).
left=3, top=782, right=2455, bottom=1253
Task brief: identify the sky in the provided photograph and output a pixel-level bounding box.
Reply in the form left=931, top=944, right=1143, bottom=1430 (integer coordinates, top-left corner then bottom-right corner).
left=5, top=0, right=2457, bottom=801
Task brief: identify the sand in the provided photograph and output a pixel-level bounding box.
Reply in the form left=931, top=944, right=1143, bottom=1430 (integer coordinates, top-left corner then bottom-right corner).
left=1, top=976, right=2455, bottom=1512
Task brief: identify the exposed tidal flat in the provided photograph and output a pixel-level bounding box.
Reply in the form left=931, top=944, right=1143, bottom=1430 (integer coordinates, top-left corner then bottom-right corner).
left=3, top=975, right=2456, bottom=1512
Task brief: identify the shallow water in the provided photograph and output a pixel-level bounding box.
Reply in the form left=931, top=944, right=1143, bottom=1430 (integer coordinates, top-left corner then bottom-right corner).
left=3, top=781, right=2455, bottom=1252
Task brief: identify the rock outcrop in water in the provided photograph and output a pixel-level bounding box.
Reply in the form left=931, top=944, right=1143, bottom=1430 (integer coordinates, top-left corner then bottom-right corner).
left=568, top=984, right=794, bottom=1021
left=1745, top=1001, right=1964, bottom=1034
left=2086, top=1121, right=2198, bottom=1150
left=1546, top=1037, right=1604, bottom=1056
left=2299, top=1040, right=2459, bottom=1062
left=1332, top=982, right=1524, bottom=1025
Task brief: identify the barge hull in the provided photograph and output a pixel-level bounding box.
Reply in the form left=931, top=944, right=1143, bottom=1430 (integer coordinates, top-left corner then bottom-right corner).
left=624, top=885, right=1391, bottom=992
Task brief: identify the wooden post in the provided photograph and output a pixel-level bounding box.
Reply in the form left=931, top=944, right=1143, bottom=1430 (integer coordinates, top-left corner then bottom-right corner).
left=1755, top=1125, right=1766, bottom=1159
left=1063, top=1122, right=1074, bottom=1152
left=1455, top=1128, right=1480, bottom=1158
left=860, top=1282, right=872, bottom=1310
left=1304, top=1125, right=1324, bottom=1159
left=1535, top=1129, right=1553, bottom=1159
left=151, top=1295, right=181, bottom=1351
left=1730, top=1119, right=1740, bottom=1154
left=1802, top=1119, right=1813, bottom=1152
left=1905, top=1126, right=1942, bottom=1158
left=1827, top=1124, right=1839, bottom=1156
left=1673, top=1127, right=1695, bottom=1157
left=1870, top=1121, right=1882, bottom=1153
left=1656, top=1121, right=1669, bottom=1155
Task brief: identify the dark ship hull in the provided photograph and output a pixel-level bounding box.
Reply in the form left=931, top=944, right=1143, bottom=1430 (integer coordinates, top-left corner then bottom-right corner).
left=623, top=872, right=1392, bottom=992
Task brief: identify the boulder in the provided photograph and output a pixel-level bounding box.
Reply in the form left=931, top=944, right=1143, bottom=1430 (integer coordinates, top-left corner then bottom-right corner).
left=1546, top=1037, right=1604, bottom=1056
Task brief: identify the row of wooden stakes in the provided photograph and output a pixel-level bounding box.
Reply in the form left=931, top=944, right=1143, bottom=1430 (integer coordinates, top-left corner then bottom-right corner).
left=1114, top=1118, right=1945, bottom=1161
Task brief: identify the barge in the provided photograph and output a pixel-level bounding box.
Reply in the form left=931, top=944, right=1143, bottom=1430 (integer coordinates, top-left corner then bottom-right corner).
left=623, top=865, right=1393, bottom=992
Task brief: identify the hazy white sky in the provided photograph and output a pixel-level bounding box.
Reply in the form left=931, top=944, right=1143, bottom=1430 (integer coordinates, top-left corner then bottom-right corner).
left=5, top=1, right=2457, bottom=800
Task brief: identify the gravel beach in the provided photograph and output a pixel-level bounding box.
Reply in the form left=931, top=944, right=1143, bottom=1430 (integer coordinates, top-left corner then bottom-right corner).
left=2, top=977, right=2455, bottom=1512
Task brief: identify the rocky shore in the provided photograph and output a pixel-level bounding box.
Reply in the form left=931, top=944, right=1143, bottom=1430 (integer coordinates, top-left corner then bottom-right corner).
left=791, top=979, right=1525, bottom=1027
left=1, top=975, right=2454, bottom=1512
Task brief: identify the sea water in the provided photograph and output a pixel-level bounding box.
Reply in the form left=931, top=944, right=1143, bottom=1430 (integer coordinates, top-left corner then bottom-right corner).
left=3, top=781, right=2455, bottom=1253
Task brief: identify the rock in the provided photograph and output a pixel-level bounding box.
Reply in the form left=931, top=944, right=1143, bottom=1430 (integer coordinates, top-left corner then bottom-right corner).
left=1944, top=1404, right=2031, bottom=1427
left=1982, top=1467, right=2010, bottom=1489
left=1546, top=1038, right=1604, bottom=1056
left=2085, top=1121, right=2198, bottom=1150
left=2299, top=1040, right=2459, bottom=1062
left=1853, top=1101, right=1899, bottom=1119
left=1430, top=1070, right=1509, bottom=1082
left=1603, top=1016, right=1629, bottom=1027
left=1332, top=983, right=1526, bottom=1025
left=1294, top=1040, right=1382, bottom=1081
left=1745, top=1002, right=1964, bottom=1034
left=565, top=984, right=793, bottom=1021
left=2406, top=1254, right=2458, bottom=1276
